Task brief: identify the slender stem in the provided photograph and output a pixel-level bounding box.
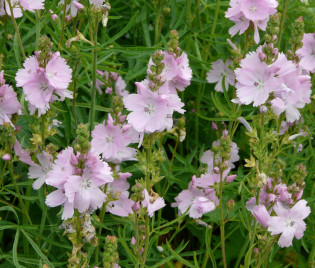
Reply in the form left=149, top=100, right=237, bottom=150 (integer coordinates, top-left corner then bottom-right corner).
left=0, top=161, right=8, bottom=188
left=7, top=0, right=26, bottom=60
left=8, top=158, right=32, bottom=224
left=58, top=1, right=67, bottom=50
left=154, top=0, right=161, bottom=45
left=256, top=238, right=276, bottom=267
left=41, top=115, right=45, bottom=150
left=209, top=0, right=221, bottom=51
left=278, top=0, right=289, bottom=48
left=219, top=170, right=227, bottom=268
left=134, top=213, right=141, bottom=266
left=72, top=64, right=78, bottom=126
left=243, top=29, right=250, bottom=58
left=89, top=21, right=98, bottom=133
left=141, top=214, right=150, bottom=267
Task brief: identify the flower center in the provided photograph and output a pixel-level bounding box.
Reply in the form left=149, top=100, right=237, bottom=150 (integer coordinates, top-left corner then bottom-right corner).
left=144, top=104, right=155, bottom=114
left=40, top=83, right=49, bottom=92
left=105, top=135, right=114, bottom=143
left=47, top=72, right=57, bottom=78
left=285, top=218, right=295, bottom=227
left=254, top=80, right=264, bottom=90
left=82, top=179, right=91, bottom=189
left=250, top=5, right=257, bottom=13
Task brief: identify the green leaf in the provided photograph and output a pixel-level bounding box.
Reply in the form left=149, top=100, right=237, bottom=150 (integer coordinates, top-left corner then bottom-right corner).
left=21, top=230, right=54, bottom=268
left=13, top=229, right=22, bottom=268
left=0, top=206, right=20, bottom=224
left=74, top=102, right=110, bottom=112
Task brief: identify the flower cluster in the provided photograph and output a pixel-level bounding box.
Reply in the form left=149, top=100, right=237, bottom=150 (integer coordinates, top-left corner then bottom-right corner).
left=0, top=70, right=21, bottom=125
left=123, top=50, right=191, bottom=135
left=225, top=0, right=278, bottom=43
left=45, top=147, right=113, bottom=219
left=235, top=47, right=311, bottom=122
left=91, top=114, right=138, bottom=164
left=0, top=0, right=44, bottom=18
left=96, top=70, right=128, bottom=96
left=16, top=51, right=72, bottom=116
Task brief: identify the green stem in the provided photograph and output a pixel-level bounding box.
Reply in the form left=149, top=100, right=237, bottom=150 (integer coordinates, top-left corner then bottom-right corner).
left=8, top=159, right=32, bottom=224
left=58, top=1, right=67, bottom=50
left=278, top=0, right=289, bottom=49
left=7, top=0, right=26, bottom=60
left=41, top=115, right=45, bottom=150
left=72, top=64, right=78, bottom=126
left=89, top=21, right=98, bottom=133
left=0, top=161, right=8, bottom=188
left=209, top=0, right=221, bottom=51
left=219, top=170, right=227, bottom=268
left=256, top=238, right=276, bottom=267
left=154, top=0, right=161, bottom=45
left=141, top=214, right=150, bottom=267
left=134, top=212, right=141, bottom=267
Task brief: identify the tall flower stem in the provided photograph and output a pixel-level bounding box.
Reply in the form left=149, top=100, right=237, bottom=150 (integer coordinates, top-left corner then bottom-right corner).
left=278, top=0, right=289, bottom=48
left=7, top=0, right=26, bottom=60
left=219, top=169, right=227, bottom=268
left=0, top=161, right=8, bottom=188
left=89, top=20, right=99, bottom=133
left=72, top=64, right=78, bottom=126
left=58, top=1, right=67, bottom=50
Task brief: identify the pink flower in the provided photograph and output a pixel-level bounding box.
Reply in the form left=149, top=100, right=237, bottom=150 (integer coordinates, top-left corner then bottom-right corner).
left=45, top=52, right=72, bottom=89
left=16, top=52, right=72, bottom=115
left=252, top=205, right=270, bottom=228
left=59, top=0, right=83, bottom=17
left=171, top=182, right=218, bottom=219
left=268, top=200, right=311, bottom=247
left=225, top=0, right=277, bottom=44
left=45, top=147, right=76, bottom=188
left=206, top=59, right=235, bottom=92
left=19, top=0, right=44, bottom=10
left=148, top=51, right=192, bottom=93
left=235, top=50, right=279, bottom=106
left=28, top=151, right=53, bottom=190
left=296, top=33, right=315, bottom=73
left=142, top=189, right=165, bottom=217
left=201, top=136, right=239, bottom=173
left=91, top=114, right=137, bottom=163
left=123, top=86, right=170, bottom=133
left=0, top=71, right=21, bottom=125
left=14, top=141, right=36, bottom=166
left=108, top=198, right=134, bottom=217
left=189, top=197, right=215, bottom=219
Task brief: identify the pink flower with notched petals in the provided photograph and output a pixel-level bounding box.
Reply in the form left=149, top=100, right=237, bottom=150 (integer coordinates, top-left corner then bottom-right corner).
left=123, top=86, right=170, bottom=133
left=45, top=52, right=72, bottom=90
left=268, top=200, right=311, bottom=247
left=0, top=0, right=44, bottom=18
left=28, top=151, right=53, bottom=190
left=225, top=0, right=278, bottom=44
left=235, top=50, right=279, bottom=106
left=297, top=33, right=315, bottom=73
left=207, top=59, right=235, bottom=92
left=19, top=0, right=45, bottom=10
left=142, top=189, right=165, bottom=217
left=16, top=52, right=72, bottom=115
left=0, top=71, right=21, bottom=125
left=91, top=114, right=137, bottom=163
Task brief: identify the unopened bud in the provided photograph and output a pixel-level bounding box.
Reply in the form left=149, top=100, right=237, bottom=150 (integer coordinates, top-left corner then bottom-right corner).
left=211, top=122, right=218, bottom=130
left=2, top=154, right=11, bottom=161
left=258, top=51, right=266, bottom=61
left=132, top=202, right=140, bottom=211
left=72, top=1, right=84, bottom=10
left=259, top=105, right=267, bottom=114
left=213, top=167, right=220, bottom=174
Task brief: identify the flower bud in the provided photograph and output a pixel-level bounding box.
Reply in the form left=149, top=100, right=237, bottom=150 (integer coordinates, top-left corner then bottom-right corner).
left=73, top=1, right=84, bottom=11
left=132, top=202, right=140, bottom=211
left=258, top=51, right=266, bottom=61
left=226, top=174, right=237, bottom=183
left=213, top=167, right=220, bottom=174
left=2, top=154, right=11, bottom=161
left=259, top=105, right=267, bottom=114
left=211, top=122, right=218, bottom=130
